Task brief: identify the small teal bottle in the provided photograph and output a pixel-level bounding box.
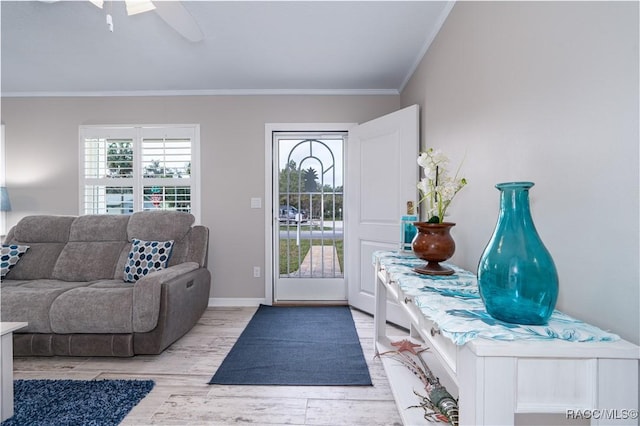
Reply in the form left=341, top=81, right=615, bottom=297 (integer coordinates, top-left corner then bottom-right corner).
left=477, top=182, right=559, bottom=325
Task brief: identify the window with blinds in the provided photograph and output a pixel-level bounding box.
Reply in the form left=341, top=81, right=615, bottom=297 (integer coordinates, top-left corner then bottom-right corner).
left=80, top=125, right=200, bottom=221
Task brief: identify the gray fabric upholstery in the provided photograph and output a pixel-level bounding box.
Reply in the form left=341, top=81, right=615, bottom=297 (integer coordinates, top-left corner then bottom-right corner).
left=113, top=243, right=134, bottom=281
left=13, top=334, right=55, bottom=356
left=127, top=211, right=195, bottom=268
left=52, top=241, right=128, bottom=281
left=68, top=214, right=129, bottom=241
left=167, top=232, right=188, bottom=266
left=134, top=268, right=211, bottom=354
left=186, top=226, right=209, bottom=267
left=50, top=285, right=133, bottom=333
left=1, top=211, right=211, bottom=357
left=127, top=211, right=194, bottom=242
left=132, top=262, right=200, bottom=332
left=1, top=280, right=89, bottom=332
left=13, top=333, right=135, bottom=357
left=50, top=215, right=131, bottom=281
left=12, top=215, right=75, bottom=242
left=2, top=243, right=66, bottom=280
left=4, top=216, right=75, bottom=279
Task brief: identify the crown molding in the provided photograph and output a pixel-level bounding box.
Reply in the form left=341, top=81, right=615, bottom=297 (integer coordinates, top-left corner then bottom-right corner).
left=1, top=88, right=400, bottom=98
left=399, top=1, right=455, bottom=93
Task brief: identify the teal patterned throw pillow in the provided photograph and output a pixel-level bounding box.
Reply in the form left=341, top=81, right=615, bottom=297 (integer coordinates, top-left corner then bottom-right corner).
left=124, top=239, right=174, bottom=283
left=1, top=244, right=30, bottom=279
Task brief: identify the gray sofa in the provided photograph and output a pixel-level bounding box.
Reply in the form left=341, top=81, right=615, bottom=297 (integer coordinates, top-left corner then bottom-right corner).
left=1, top=211, right=211, bottom=357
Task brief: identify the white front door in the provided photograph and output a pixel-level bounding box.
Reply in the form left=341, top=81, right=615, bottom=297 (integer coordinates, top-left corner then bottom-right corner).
left=345, top=105, right=419, bottom=326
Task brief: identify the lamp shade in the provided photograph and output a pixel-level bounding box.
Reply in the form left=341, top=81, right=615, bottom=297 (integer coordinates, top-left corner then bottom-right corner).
left=1, top=187, right=12, bottom=211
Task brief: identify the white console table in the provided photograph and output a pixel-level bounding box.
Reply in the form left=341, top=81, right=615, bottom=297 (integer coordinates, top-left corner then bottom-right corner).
left=373, top=251, right=639, bottom=425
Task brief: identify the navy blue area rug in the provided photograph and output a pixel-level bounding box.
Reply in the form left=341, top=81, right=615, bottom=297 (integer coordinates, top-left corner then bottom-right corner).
left=209, top=305, right=372, bottom=386
left=2, top=379, right=154, bottom=426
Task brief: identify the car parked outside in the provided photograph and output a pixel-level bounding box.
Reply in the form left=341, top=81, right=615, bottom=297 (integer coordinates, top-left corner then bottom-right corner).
left=279, top=205, right=308, bottom=222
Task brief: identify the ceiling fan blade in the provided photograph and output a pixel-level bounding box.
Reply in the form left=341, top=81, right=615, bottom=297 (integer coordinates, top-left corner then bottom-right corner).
left=126, top=0, right=156, bottom=16
left=152, top=1, right=204, bottom=43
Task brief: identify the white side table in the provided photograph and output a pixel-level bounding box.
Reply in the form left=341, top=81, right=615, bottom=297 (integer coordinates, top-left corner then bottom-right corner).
left=1, top=322, right=27, bottom=422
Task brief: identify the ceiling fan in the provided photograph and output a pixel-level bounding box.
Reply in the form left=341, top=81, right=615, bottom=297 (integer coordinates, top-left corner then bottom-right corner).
left=43, top=0, right=204, bottom=42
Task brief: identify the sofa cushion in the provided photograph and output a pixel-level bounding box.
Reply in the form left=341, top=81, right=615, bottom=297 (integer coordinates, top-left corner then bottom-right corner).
left=1, top=244, right=29, bottom=278
left=5, top=215, right=75, bottom=280
left=49, top=281, right=134, bottom=333
left=184, top=226, right=209, bottom=267
left=113, top=243, right=135, bottom=281
left=123, top=239, right=174, bottom=283
left=0, top=280, right=90, bottom=333
left=3, top=243, right=66, bottom=280
left=52, top=241, right=128, bottom=281
left=0, top=278, right=29, bottom=288
left=127, top=211, right=194, bottom=243
left=68, top=214, right=130, bottom=241
left=12, top=215, right=75, bottom=243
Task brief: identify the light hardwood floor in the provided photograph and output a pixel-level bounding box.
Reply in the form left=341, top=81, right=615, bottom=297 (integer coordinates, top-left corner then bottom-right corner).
left=13, top=307, right=409, bottom=425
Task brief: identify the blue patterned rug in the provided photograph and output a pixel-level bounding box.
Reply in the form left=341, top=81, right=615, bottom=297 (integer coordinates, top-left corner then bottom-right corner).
left=2, top=379, right=154, bottom=425
left=209, top=305, right=372, bottom=386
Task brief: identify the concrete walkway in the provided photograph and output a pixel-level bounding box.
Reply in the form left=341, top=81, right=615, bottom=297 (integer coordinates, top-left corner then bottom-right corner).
left=297, top=245, right=343, bottom=277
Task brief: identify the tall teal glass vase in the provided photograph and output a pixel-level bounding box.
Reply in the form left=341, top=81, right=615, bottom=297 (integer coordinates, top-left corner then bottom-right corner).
left=477, top=182, right=559, bottom=325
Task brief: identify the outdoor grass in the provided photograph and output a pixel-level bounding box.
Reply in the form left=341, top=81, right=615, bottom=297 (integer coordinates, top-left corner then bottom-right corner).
left=279, top=239, right=344, bottom=274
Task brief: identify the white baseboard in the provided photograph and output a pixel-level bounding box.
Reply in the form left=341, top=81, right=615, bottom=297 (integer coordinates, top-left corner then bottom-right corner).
left=208, top=298, right=267, bottom=307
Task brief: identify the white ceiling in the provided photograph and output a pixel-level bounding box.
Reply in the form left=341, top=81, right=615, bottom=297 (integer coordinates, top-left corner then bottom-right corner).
left=1, top=1, right=453, bottom=96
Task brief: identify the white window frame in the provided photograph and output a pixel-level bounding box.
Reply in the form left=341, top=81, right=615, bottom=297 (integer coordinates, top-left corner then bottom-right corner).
left=79, top=124, right=201, bottom=222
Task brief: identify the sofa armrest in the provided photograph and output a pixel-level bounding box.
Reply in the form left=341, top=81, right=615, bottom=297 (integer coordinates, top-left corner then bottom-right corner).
left=133, top=262, right=200, bottom=332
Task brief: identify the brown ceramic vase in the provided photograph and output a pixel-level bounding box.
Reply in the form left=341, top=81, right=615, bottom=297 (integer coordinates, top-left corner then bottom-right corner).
left=411, top=222, right=456, bottom=276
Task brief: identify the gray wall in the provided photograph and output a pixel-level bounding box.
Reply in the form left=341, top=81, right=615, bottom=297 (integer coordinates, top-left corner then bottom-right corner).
left=401, top=1, right=639, bottom=344
left=1, top=95, right=400, bottom=300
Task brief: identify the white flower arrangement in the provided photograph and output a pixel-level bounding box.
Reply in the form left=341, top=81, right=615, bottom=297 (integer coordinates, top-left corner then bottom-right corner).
left=417, top=148, right=467, bottom=223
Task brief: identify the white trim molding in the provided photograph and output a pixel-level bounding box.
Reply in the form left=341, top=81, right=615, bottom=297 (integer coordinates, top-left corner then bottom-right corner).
left=399, top=1, right=455, bottom=92
left=1, top=88, right=400, bottom=98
